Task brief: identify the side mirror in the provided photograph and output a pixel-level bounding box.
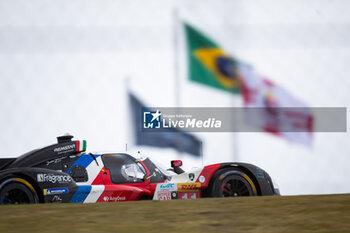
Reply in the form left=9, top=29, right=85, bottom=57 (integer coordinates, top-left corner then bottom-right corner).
left=171, top=160, right=183, bottom=168
left=171, top=160, right=184, bottom=174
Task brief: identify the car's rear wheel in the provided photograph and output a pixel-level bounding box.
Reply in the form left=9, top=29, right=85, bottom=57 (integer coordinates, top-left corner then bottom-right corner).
left=211, top=169, right=257, bottom=197
left=0, top=180, right=38, bottom=204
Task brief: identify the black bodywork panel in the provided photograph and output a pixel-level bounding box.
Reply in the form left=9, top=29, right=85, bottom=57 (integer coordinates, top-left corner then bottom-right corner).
left=0, top=167, right=79, bottom=203
left=5, top=141, right=81, bottom=169
left=0, top=136, right=84, bottom=203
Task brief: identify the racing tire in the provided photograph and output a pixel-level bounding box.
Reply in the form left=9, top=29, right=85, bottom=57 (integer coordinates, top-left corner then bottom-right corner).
left=0, top=179, right=39, bottom=205
left=210, top=169, right=257, bottom=197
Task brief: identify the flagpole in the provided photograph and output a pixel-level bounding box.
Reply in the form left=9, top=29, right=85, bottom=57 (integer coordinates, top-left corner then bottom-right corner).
left=173, top=7, right=183, bottom=157
left=173, top=8, right=180, bottom=108
left=231, top=95, right=239, bottom=162
left=124, top=76, right=132, bottom=152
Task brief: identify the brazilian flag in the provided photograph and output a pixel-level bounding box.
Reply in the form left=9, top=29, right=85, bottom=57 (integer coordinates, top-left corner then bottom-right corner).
left=184, top=23, right=241, bottom=94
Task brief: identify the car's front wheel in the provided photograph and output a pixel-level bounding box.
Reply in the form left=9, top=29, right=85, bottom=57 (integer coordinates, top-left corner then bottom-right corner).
left=210, top=169, right=257, bottom=197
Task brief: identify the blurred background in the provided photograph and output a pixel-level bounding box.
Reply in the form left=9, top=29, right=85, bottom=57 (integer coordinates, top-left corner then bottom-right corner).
left=0, top=0, right=349, bottom=195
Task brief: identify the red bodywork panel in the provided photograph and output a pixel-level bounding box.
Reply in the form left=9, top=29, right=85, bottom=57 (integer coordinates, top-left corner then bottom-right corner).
left=195, top=164, right=221, bottom=188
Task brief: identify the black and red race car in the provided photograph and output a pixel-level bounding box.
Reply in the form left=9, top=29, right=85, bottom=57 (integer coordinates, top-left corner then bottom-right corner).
left=0, top=135, right=279, bottom=204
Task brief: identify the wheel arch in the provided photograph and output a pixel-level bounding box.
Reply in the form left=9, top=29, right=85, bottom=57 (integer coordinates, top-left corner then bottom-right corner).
left=0, top=172, right=43, bottom=203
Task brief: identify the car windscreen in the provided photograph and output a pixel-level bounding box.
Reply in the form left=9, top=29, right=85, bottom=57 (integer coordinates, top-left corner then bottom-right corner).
left=102, top=153, right=145, bottom=184
left=138, top=157, right=176, bottom=182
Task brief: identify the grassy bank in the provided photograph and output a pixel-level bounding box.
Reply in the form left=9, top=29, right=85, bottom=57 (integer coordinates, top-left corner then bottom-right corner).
left=0, top=194, right=349, bottom=233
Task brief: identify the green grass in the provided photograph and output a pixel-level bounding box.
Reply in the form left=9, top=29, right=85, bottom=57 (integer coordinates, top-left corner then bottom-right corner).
left=0, top=194, right=350, bottom=233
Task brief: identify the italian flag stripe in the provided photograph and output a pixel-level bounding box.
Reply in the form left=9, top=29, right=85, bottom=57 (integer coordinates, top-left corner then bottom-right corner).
left=76, top=140, right=87, bottom=152
left=82, top=140, right=87, bottom=151
left=76, top=141, right=80, bottom=152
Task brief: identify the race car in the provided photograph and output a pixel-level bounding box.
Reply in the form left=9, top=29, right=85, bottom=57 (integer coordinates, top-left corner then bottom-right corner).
left=0, top=135, right=279, bottom=204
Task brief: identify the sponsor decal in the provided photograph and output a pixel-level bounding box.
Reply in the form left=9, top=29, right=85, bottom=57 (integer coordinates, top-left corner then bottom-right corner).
left=112, top=196, right=126, bottom=202
left=177, top=182, right=201, bottom=191
left=188, top=173, right=195, bottom=181
left=154, top=183, right=178, bottom=200
left=178, top=191, right=201, bottom=200
left=159, top=183, right=177, bottom=191
left=43, top=187, right=69, bottom=195
left=256, top=168, right=265, bottom=179
left=103, top=196, right=126, bottom=202
left=199, top=175, right=205, bottom=183
left=37, top=174, right=72, bottom=184
left=53, top=144, right=76, bottom=154
left=157, top=191, right=171, bottom=200
left=51, top=195, right=63, bottom=202
left=46, top=156, right=67, bottom=166
left=171, top=191, right=178, bottom=199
